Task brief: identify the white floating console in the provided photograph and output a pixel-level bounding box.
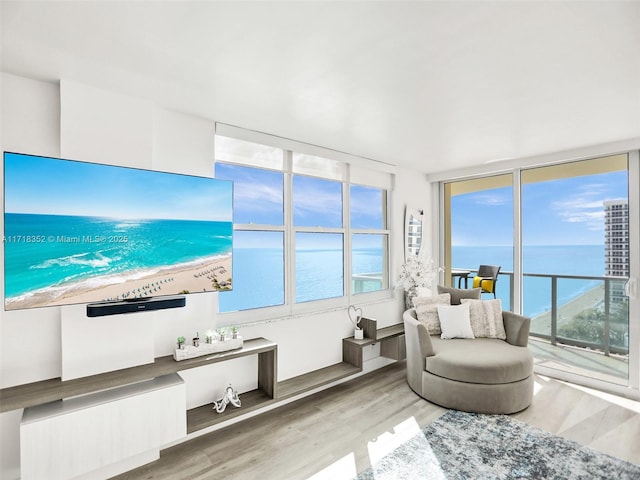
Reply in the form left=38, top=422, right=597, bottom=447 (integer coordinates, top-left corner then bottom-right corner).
left=20, top=373, right=186, bottom=480
left=174, top=337, right=244, bottom=361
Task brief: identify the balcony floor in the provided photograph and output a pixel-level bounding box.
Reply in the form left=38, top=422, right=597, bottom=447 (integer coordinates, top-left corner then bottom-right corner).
left=529, top=337, right=629, bottom=386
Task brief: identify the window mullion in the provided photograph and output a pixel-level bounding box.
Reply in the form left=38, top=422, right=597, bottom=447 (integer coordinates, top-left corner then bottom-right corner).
left=344, top=179, right=351, bottom=298
left=284, top=150, right=294, bottom=310
left=234, top=224, right=285, bottom=232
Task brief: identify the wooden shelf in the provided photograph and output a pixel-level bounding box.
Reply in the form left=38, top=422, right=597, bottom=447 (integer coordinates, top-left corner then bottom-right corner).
left=186, top=362, right=360, bottom=433
left=187, top=389, right=275, bottom=434
left=0, top=337, right=277, bottom=413
left=277, top=362, right=360, bottom=399
left=359, top=317, right=404, bottom=342
left=343, top=322, right=405, bottom=369
left=377, top=323, right=405, bottom=340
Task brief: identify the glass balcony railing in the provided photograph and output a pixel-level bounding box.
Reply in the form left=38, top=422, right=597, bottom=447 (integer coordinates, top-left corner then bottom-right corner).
left=454, top=269, right=629, bottom=356
left=352, top=272, right=385, bottom=294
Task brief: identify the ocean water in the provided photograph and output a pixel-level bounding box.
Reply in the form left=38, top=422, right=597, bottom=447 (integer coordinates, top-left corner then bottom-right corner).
left=219, top=246, right=383, bottom=312
left=4, top=213, right=232, bottom=302
left=453, top=245, right=608, bottom=316
left=220, top=244, right=612, bottom=314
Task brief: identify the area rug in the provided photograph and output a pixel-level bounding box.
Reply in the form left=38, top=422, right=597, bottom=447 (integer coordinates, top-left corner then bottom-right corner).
left=357, top=410, right=640, bottom=479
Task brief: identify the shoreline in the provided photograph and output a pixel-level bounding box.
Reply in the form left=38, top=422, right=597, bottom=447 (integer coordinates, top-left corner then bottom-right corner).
left=531, top=283, right=604, bottom=333
left=5, top=255, right=232, bottom=310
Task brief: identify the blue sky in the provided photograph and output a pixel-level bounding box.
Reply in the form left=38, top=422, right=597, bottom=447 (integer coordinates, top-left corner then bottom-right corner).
left=215, top=163, right=284, bottom=225
left=4, top=153, right=232, bottom=221
left=216, top=163, right=385, bottom=231
left=452, top=170, right=628, bottom=246
left=216, top=164, right=386, bottom=250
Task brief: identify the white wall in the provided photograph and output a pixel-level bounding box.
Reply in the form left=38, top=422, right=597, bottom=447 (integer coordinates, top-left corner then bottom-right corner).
left=0, top=73, right=431, bottom=479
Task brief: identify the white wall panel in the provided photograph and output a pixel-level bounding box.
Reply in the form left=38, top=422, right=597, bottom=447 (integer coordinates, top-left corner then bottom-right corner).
left=0, top=74, right=63, bottom=391
left=1, top=73, right=60, bottom=157
left=60, top=79, right=152, bottom=167
left=61, top=304, right=155, bottom=381
left=152, top=107, right=215, bottom=177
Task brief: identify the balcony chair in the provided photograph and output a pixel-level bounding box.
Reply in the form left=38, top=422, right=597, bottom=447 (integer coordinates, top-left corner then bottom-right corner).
left=473, top=265, right=501, bottom=298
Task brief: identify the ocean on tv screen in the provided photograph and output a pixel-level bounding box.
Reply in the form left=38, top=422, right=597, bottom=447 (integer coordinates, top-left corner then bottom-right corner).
left=3, top=152, right=233, bottom=310
left=4, top=214, right=233, bottom=310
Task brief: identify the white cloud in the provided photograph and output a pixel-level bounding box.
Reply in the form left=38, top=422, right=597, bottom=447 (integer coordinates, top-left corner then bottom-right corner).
left=551, top=193, right=606, bottom=231
left=235, top=184, right=281, bottom=204
left=472, top=192, right=510, bottom=206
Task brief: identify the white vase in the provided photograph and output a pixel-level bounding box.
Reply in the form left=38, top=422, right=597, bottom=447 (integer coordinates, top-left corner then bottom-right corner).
left=354, top=328, right=364, bottom=340
left=404, top=290, right=415, bottom=310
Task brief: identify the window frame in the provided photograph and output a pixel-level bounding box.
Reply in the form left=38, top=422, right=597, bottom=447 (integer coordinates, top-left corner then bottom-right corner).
left=214, top=134, right=393, bottom=324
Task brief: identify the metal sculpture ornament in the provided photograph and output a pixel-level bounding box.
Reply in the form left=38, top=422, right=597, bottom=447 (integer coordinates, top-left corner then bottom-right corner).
left=213, top=385, right=242, bottom=414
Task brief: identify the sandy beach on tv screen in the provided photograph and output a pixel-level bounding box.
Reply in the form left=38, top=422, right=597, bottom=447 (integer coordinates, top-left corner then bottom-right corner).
left=5, top=255, right=232, bottom=310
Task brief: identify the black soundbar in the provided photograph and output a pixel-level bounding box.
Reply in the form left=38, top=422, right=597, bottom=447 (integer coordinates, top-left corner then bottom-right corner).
left=86, top=295, right=186, bottom=317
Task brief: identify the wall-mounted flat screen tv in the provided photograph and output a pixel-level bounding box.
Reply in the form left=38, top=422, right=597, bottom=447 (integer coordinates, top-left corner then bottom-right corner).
left=3, top=152, right=233, bottom=311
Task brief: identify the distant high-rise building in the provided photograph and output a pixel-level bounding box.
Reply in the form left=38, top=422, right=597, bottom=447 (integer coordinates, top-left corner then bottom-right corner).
left=604, top=199, right=629, bottom=305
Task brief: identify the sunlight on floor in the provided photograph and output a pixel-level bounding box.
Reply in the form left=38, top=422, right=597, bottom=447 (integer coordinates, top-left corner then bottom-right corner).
left=366, top=416, right=421, bottom=463
left=306, top=452, right=357, bottom=480
left=533, top=373, right=640, bottom=413
left=307, top=416, right=448, bottom=479
left=367, top=416, right=446, bottom=479
left=533, top=378, right=545, bottom=396
left=561, top=378, right=640, bottom=413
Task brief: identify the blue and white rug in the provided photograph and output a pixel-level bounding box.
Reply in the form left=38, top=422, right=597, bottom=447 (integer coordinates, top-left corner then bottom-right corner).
left=357, top=410, right=640, bottom=479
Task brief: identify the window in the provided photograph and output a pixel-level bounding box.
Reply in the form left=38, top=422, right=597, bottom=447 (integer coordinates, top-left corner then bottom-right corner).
left=293, top=176, right=342, bottom=228
left=351, top=185, right=388, bottom=294
left=220, top=230, right=285, bottom=312
left=295, top=232, right=344, bottom=302
left=214, top=132, right=392, bottom=315
left=293, top=175, right=344, bottom=302
left=520, top=155, right=630, bottom=384
left=444, top=174, right=514, bottom=310
left=214, top=139, right=286, bottom=313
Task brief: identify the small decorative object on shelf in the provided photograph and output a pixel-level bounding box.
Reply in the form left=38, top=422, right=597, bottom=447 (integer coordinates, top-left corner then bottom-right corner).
left=205, top=330, right=214, bottom=344
left=173, top=335, right=243, bottom=361
left=213, top=385, right=242, bottom=414
left=218, top=327, right=226, bottom=342
left=177, top=336, right=186, bottom=350
left=231, top=325, right=239, bottom=339
left=348, top=305, right=364, bottom=340
left=193, top=332, right=200, bottom=347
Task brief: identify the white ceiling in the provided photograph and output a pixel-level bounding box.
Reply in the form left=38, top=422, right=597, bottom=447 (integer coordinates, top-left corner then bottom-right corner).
left=2, top=1, right=639, bottom=174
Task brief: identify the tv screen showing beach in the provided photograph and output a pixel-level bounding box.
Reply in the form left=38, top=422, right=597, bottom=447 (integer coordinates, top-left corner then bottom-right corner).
left=3, top=152, right=233, bottom=311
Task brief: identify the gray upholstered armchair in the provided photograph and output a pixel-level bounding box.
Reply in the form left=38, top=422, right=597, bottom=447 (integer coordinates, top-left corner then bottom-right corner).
left=403, top=307, right=533, bottom=414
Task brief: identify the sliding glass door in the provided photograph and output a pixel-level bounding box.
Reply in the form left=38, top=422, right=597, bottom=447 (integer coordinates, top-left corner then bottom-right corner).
left=442, top=152, right=639, bottom=392
left=443, top=174, right=514, bottom=311
left=521, top=155, right=631, bottom=385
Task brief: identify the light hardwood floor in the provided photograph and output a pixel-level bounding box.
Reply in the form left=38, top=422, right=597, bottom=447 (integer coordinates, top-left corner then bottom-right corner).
left=113, top=361, right=640, bottom=480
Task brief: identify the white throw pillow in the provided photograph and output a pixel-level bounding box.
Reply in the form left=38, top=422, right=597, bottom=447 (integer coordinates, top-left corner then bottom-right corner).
left=414, top=293, right=451, bottom=335
left=437, top=303, right=475, bottom=339
left=461, top=299, right=506, bottom=339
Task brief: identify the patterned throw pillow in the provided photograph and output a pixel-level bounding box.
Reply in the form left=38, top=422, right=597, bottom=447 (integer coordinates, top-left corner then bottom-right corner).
left=414, top=293, right=451, bottom=335
left=460, top=298, right=506, bottom=339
